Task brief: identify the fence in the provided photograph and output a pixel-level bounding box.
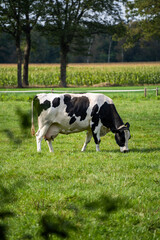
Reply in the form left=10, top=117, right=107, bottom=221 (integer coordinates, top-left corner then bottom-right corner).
left=0, top=88, right=159, bottom=96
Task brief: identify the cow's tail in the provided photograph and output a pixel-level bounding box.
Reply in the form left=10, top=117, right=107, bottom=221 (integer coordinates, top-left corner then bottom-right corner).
left=31, top=98, right=35, bottom=136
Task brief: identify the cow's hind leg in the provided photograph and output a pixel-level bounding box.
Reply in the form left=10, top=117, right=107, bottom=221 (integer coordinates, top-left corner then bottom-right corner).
left=36, top=134, right=43, bottom=152
left=81, top=131, right=92, bottom=152
left=46, top=140, right=54, bottom=152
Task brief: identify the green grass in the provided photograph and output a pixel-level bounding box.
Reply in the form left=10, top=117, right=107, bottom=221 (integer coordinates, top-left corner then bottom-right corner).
left=0, top=91, right=160, bottom=239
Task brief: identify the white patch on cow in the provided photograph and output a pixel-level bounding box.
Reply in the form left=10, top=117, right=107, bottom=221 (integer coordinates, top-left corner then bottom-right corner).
left=45, top=123, right=60, bottom=140
left=120, top=130, right=130, bottom=153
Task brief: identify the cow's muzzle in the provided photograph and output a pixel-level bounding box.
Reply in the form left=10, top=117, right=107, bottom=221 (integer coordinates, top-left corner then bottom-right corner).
left=123, top=149, right=129, bottom=153
left=120, top=147, right=129, bottom=153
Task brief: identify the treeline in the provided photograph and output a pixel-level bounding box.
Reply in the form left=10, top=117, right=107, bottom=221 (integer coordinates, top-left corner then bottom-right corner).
left=0, top=0, right=160, bottom=88
left=1, top=31, right=160, bottom=64
left=0, top=0, right=128, bottom=87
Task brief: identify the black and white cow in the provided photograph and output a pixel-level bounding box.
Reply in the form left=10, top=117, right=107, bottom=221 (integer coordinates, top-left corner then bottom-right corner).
left=31, top=93, right=131, bottom=153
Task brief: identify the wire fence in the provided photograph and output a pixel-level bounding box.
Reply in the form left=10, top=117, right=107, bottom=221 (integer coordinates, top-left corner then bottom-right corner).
left=0, top=88, right=159, bottom=96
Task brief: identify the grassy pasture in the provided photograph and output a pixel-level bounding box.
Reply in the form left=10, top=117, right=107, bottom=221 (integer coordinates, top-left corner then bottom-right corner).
left=0, top=90, right=160, bottom=239
left=0, top=62, right=160, bottom=87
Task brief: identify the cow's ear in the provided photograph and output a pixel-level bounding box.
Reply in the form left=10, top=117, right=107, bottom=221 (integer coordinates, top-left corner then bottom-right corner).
left=125, top=122, right=130, bottom=129
left=118, top=123, right=130, bottom=132
left=112, top=123, right=130, bottom=133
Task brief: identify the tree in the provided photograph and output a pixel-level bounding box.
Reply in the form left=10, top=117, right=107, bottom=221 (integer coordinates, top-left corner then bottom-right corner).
left=40, top=0, right=126, bottom=87
left=21, top=0, right=44, bottom=86
left=126, top=0, right=160, bottom=40
left=0, top=0, right=23, bottom=87
left=0, top=0, right=44, bottom=87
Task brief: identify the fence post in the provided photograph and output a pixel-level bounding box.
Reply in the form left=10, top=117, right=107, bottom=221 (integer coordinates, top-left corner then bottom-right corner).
left=156, top=88, right=158, bottom=96
left=144, top=88, right=147, bottom=97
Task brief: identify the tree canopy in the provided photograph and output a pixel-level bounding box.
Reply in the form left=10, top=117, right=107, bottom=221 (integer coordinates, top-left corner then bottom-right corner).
left=40, top=0, right=126, bottom=87
left=126, top=0, right=160, bottom=40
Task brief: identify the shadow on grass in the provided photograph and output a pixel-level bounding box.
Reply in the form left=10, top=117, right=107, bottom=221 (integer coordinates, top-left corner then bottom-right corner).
left=84, top=194, right=131, bottom=221
left=0, top=210, right=14, bottom=240
left=40, top=214, right=77, bottom=239
left=0, top=174, right=131, bottom=239
left=90, top=147, right=160, bottom=154
left=16, top=107, right=31, bottom=135
left=3, top=129, right=22, bottom=145
left=130, top=147, right=160, bottom=153
left=0, top=180, right=25, bottom=240
left=39, top=194, right=131, bottom=239
left=3, top=107, right=31, bottom=147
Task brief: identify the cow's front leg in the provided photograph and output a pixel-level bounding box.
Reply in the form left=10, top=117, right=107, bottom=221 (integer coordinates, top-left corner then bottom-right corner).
left=81, top=131, right=92, bottom=152
left=96, top=144, right=100, bottom=152
left=91, top=122, right=102, bottom=152
left=92, top=132, right=101, bottom=152
left=46, top=140, right=54, bottom=152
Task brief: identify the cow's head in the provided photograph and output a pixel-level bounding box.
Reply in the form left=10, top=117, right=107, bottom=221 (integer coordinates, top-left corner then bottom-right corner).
left=113, top=122, right=131, bottom=153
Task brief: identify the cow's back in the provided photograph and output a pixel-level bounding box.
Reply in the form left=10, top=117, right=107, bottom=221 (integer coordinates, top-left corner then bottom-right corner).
left=35, top=93, right=113, bottom=130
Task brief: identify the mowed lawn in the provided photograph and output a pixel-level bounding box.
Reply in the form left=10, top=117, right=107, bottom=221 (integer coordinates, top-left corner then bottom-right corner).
left=0, top=93, right=160, bottom=239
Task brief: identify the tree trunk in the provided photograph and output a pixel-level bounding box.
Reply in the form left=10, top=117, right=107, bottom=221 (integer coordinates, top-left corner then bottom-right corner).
left=60, top=49, right=67, bottom=87
left=23, top=32, right=31, bottom=86
left=121, top=47, right=124, bottom=62
left=108, top=36, right=112, bottom=63
left=86, top=38, right=93, bottom=63
left=16, top=43, right=22, bottom=88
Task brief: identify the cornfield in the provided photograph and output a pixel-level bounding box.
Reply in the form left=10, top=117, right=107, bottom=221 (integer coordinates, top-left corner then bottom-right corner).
left=0, top=62, right=160, bottom=87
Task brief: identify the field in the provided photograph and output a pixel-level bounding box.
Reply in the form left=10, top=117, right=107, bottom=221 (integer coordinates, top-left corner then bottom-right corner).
left=0, top=62, right=160, bottom=87
left=0, top=89, right=160, bottom=239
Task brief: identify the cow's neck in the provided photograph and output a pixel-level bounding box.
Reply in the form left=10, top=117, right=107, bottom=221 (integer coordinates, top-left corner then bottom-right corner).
left=100, top=103, right=124, bottom=132
left=111, top=104, right=124, bottom=129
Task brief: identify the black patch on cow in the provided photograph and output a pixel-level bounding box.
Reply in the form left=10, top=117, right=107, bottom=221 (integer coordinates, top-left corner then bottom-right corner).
left=69, top=116, right=76, bottom=125
left=99, top=103, right=123, bottom=132
left=91, top=104, right=99, bottom=132
left=52, top=97, right=60, bottom=108
left=64, top=94, right=90, bottom=124
left=34, top=96, right=51, bottom=116
left=64, top=94, right=71, bottom=104
left=115, top=131, right=125, bottom=147
left=39, top=100, right=51, bottom=116
left=90, top=104, right=101, bottom=144
left=91, top=104, right=99, bottom=117
left=92, top=131, right=101, bottom=144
